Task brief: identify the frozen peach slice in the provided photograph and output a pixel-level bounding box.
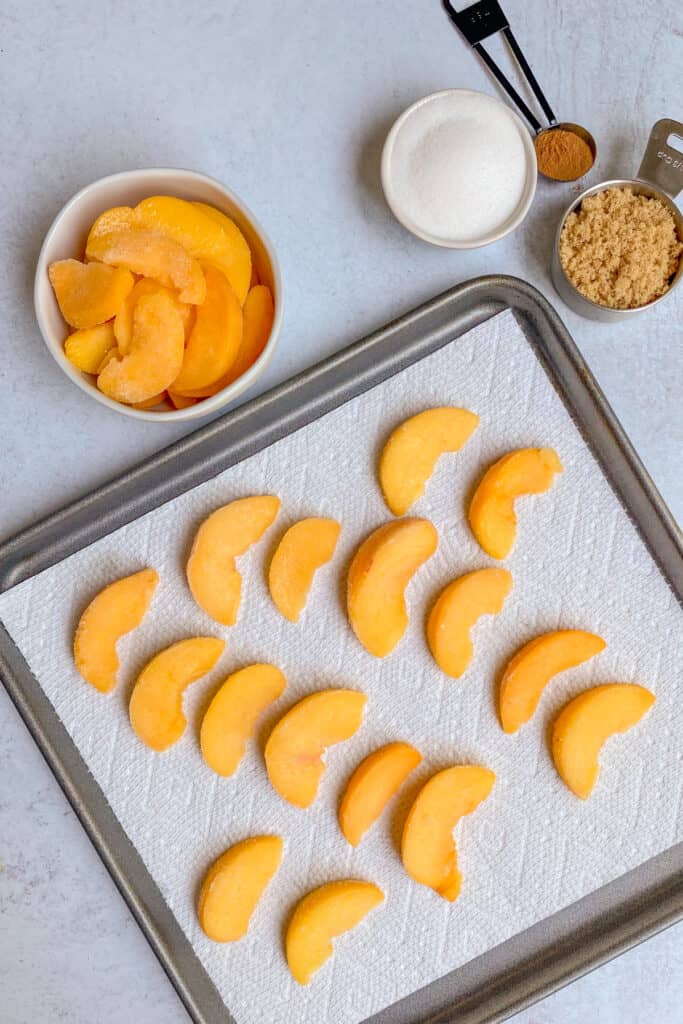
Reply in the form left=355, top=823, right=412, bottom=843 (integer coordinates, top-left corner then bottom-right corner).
left=190, top=200, right=253, bottom=304
left=86, top=227, right=206, bottom=304
left=551, top=683, right=655, bottom=799
left=339, top=741, right=422, bottom=847
left=469, top=447, right=563, bottom=559
left=198, top=835, right=283, bottom=942
left=137, top=196, right=252, bottom=305
left=73, top=568, right=158, bottom=693
left=379, top=407, right=479, bottom=515
left=347, top=518, right=438, bottom=657
left=187, top=495, right=280, bottom=626
left=268, top=517, right=341, bottom=622
left=171, top=264, right=242, bottom=394
left=499, top=629, right=606, bottom=734
left=184, top=284, right=274, bottom=398
left=402, top=765, right=495, bottom=901
left=129, top=637, right=225, bottom=752
left=131, top=391, right=166, bottom=410
left=64, top=322, right=116, bottom=374
left=97, top=291, right=185, bottom=404
left=265, top=690, right=366, bottom=807
left=427, top=568, right=513, bottom=679
left=168, top=390, right=197, bottom=410
left=200, top=663, right=286, bottom=776
left=86, top=205, right=139, bottom=244
left=48, top=259, right=134, bottom=329
left=114, top=278, right=192, bottom=355
left=286, top=880, right=384, bottom=985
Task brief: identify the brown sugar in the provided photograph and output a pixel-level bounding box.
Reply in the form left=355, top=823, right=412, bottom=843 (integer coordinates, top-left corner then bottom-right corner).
left=559, top=186, right=682, bottom=309
left=535, top=128, right=594, bottom=181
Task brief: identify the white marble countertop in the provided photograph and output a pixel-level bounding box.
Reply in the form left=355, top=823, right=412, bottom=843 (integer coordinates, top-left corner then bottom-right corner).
left=1, top=1, right=681, bottom=1021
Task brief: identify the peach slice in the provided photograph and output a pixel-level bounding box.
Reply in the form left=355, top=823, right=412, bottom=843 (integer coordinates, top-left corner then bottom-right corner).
left=347, top=518, right=438, bottom=657
left=64, top=323, right=116, bottom=374
left=131, top=392, right=167, bottom=410
left=427, top=568, right=513, bottom=679
left=86, top=205, right=139, bottom=243
left=197, top=835, right=283, bottom=942
left=183, top=284, right=275, bottom=398
left=97, top=291, right=185, bottom=404
left=551, top=683, right=655, bottom=799
left=499, top=630, right=606, bottom=734
left=129, top=637, right=225, bottom=751
left=468, top=447, right=563, bottom=559
left=286, top=880, right=384, bottom=985
left=268, top=517, right=341, bottom=622
left=48, top=259, right=134, bottom=329
left=187, top=496, right=280, bottom=626
left=137, top=197, right=252, bottom=305
left=200, top=663, right=286, bottom=776
left=114, top=278, right=193, bottom=355
left=86, top=227, right=206, bottom=304
left=168, top=390, right=197, bottom=410
left=401, top=765, right=495, bottom=901
left=265, top=690, right=366, bottom=807
left=73, top=568, right=158, bottom=693
left=379, top=407, right=479, bottom=515
left=170, top=264, right=243, bottom=395
left=339, top=742, right=422, bottom=846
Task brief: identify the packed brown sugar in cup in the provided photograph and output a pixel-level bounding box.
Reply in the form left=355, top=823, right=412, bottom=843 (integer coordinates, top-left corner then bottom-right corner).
left=559, top=186, right=682, bottom=309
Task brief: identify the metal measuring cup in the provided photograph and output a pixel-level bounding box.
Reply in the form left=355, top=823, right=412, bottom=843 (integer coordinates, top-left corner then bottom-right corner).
left=551, top=119, right=683, bottom=322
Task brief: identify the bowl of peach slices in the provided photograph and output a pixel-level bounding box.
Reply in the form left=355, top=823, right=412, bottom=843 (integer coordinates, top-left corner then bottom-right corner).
left=35, top=168, right=282, bottom=420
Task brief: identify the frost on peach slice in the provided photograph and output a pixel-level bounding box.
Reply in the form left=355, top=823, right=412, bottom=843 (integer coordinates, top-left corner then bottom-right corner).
left=198, top=835, right=283, bottom=942
left=114, top=278, right=193, bottom=355
left=402, top=765, right=495, bottom=901
left=286, top=880, right=384, bottom=985
left=171, top=264, right=243, bottom=394
left=187, top=496, right=280, bottom=625
left=86, top=205, right=139, bottom=245
left=265, top=689, right=366, bottom=807
left=129, top=637, right=225, bottom=752
left=86, top=226, right=206, bottom=304
left=73, top=568, right=158, bottom=693
left=97, top=291, right=185, bottom=404
left=48, top=259, right=134, bottom=329
left=200, top=663, right=286, bottom=777
left=136, top=196, right=252, bottom=305
left=64, top=323, right=116, bottom=374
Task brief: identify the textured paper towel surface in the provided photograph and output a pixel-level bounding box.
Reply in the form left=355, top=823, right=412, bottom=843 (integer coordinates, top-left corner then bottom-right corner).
left=1, top=311, right=681, bottom=1024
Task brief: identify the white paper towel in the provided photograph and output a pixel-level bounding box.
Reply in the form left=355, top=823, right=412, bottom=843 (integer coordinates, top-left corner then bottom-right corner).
left=1, top=310, right=681, bottom=1024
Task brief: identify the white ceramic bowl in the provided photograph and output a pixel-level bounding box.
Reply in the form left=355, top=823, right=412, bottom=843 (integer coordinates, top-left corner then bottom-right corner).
left=34, top=168, right=283, bottom=421
left=381, top=89, right=537, bottom=249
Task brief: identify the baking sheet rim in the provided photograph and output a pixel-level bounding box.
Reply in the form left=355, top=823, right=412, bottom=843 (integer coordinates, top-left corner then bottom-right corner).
left=0, top=275, right=681, bottom=1024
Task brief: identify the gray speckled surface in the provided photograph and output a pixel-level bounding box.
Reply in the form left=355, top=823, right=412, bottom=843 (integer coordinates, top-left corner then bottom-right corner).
left=0, top=1, right=681, bottom=1022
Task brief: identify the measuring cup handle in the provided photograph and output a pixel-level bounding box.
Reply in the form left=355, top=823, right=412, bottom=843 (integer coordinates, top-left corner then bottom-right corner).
left=637, top=118, right=683, bottom=199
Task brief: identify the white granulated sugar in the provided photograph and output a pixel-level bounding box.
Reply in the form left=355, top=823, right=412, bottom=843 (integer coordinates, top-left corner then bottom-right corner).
left=388, top=91, right=530, bottom=243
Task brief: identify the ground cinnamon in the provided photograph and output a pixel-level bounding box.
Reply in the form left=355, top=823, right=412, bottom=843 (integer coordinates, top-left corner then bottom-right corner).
left=535, top=128, right=594, bottom=181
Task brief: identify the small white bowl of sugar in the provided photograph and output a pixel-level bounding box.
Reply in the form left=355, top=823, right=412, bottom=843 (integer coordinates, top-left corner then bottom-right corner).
left=381, top=89, right=537, bottom=248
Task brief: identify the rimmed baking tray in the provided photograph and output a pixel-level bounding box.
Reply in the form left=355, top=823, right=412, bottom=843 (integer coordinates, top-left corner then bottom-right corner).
left=1, top=275, right=681, bottom=1024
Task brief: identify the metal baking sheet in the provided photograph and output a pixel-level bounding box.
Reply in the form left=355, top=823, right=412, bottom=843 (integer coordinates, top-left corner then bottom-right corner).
left=1, top=275, right=681, bottom=1024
